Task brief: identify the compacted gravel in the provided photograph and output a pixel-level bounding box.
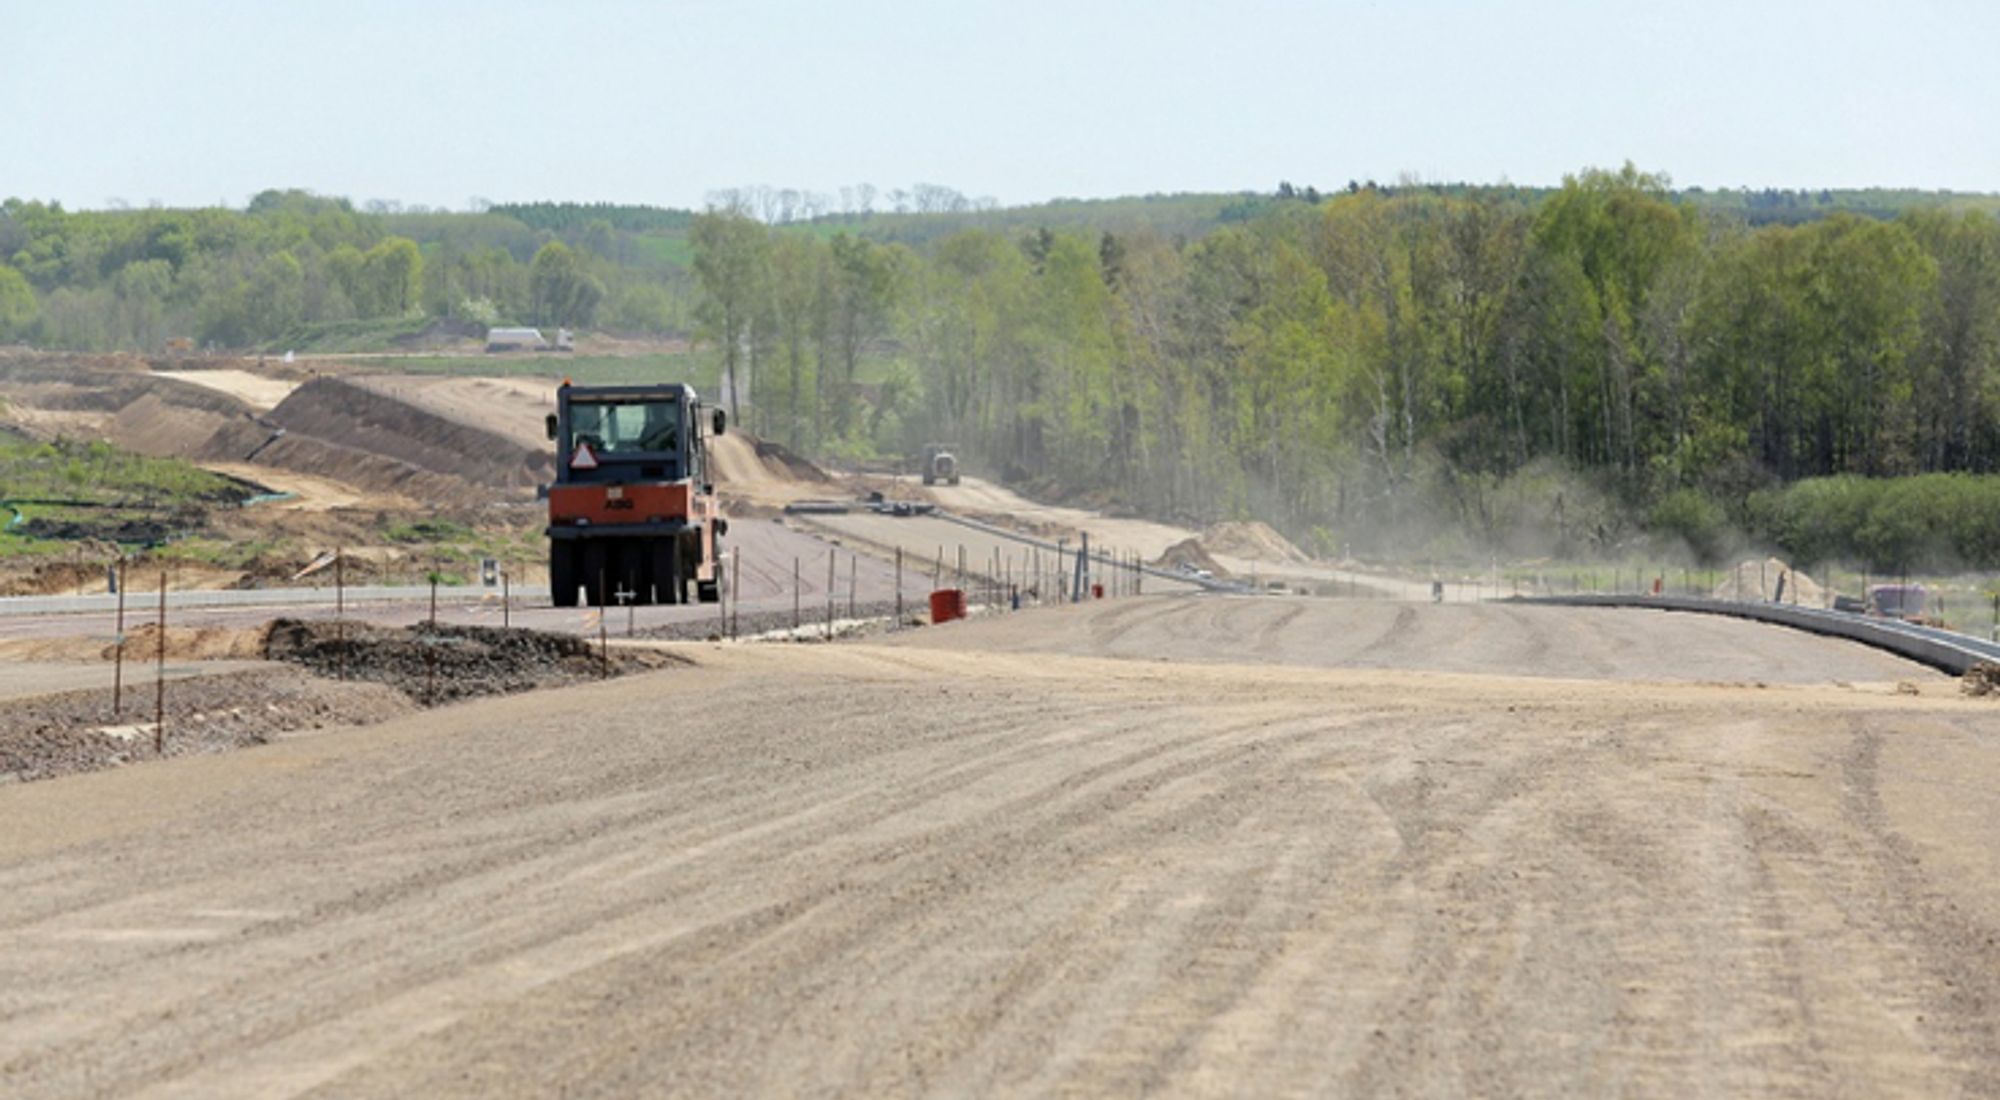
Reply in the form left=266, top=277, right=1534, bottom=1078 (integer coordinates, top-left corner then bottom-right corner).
left=1, top=596, right=1996, bottom=1098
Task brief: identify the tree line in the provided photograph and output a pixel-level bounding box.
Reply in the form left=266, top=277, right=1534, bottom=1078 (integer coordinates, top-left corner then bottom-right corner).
left=0, top=189, right=690, bottom=350
left=687, top=166, right=2000, bottom=561
left=8, top=170, right=2000, bottom=563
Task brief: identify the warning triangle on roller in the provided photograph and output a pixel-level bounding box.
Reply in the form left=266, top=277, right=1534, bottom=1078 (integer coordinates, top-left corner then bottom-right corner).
left=571, top=442, right=599, bottom=470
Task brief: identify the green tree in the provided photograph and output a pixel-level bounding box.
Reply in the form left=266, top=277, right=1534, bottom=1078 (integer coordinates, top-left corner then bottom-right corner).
left=1797, top=214, right=1934, bottom=475
left=110, top=259, right=174, bottom=349
left=0, top=263, right=38, bottom=340
left=325, top=244, right=366, bottom=312
left=529, top=240, right=604, bottom=327
left=764, top=233, right=825, bottom=447
left=1903, top=210, right=2000, bottom=470
left=690, top=212, right=769, bottom=422
left=1530, top=164, right=1697, bottom=474
left=825, top=234, right=898, bottom=442
left=361, top=236, right=424, bottom=315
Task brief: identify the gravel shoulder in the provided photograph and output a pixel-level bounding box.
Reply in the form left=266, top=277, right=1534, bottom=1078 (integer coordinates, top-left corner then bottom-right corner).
left=0, top=603, right=1995, bottom=1097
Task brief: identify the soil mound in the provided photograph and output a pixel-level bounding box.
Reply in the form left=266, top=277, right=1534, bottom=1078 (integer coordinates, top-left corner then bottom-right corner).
left=710, top=431, right=829, bottom=502
left=200, top=418, right=474, bottom=502
left=1, top=357, right=498, bottom=505
left=344, top=375, right=553, bottom=450
left=0, top=557, right=120, bottom=597
left=1200, top=521, right=1311, bottom=565
left=1963, top=661, right=2000, bottom=698
left=262, top=619, right=681, bottom=705
left=1712, top=558, right=1826, bottom=605
left=153, top=369, right=300, bottom=411
left=0, top=666, right=411, bottom=783
left=755, top=438, right=830, bottom=482
left=1153, top=538, right=1228, bottom=578
left=263, top=378, right=552, bottom=495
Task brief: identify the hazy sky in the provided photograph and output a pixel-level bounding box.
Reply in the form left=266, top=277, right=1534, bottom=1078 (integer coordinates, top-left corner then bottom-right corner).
left=6, top=0, right=1997, bottom=211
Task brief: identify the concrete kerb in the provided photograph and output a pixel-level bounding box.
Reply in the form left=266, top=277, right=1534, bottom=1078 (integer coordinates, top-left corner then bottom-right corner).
left=1510, top=594, right=2000, bottom=676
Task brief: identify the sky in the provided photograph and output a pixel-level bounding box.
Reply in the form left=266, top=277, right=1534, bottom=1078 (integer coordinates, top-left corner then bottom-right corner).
left=4, top=0, right=1997, bottom=212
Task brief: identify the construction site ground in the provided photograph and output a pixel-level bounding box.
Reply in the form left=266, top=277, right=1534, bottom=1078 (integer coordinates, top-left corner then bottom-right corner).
left=5, top=353, right=2000, bottom=1095
left=0, top=658, right=265, bottom=702
left=3, top=597, right=1998, bottom=1097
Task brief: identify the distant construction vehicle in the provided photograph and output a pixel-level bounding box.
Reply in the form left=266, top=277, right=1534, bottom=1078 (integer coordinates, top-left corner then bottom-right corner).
left=487, top=326, right=574, bottom=353
left=544, top=381, right=728, bottom=607
left=918, top=442, right=961, bottom=486
left=1868, top=583, right=1928, bottom=622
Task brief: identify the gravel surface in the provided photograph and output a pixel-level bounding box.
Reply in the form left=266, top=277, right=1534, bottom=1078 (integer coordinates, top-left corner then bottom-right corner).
left=263, top=618, right=683, bottom=704
left=0, top=666, right=409, bottom=783
left=1, top=599, right=1995, bottom=1097
left=892, top=594, right=1944, bottom=684
left=0, top=618, right=688, bottom=783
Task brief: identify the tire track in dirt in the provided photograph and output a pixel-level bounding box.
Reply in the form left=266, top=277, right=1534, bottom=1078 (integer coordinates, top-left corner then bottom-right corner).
left=1, top=604, right=1992, bottom=1097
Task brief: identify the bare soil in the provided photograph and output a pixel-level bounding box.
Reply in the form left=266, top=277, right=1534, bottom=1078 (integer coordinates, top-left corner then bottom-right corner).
left=1154, top=536, right=1230, bottom=577
left=1713, top=557, right=1829, bottom=605
left=2, top=600, right=1995, bottom=1097
left=1198, top=519, right=1311, bottom=564
left=0, top=618, right=685, bottom=783
left=152, top=369, right=301, bottom=411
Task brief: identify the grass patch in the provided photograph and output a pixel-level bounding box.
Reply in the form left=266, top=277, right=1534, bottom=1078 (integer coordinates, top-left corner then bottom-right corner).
left=0, top=531, right=75, bottom=560
left=151, top=536, right=277, bottom=569
left=0, top=438, right=247, bottom=556
left=0, top=438, right=246, bottom=509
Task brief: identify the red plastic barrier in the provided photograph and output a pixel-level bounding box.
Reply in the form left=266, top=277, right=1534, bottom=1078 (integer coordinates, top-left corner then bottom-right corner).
left=929, top=588, right=966, bottom=624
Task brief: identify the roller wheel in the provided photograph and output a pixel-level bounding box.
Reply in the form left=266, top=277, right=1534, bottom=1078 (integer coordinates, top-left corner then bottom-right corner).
left=550, top=541, right=578, bottom=608
left=581, top=541, right=610, bottom=607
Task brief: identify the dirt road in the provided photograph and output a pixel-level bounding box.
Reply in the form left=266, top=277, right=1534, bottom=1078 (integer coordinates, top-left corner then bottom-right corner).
left=2, top=599, right=1996, bottom=1097
left=900, top=596, right=1939, bottom=683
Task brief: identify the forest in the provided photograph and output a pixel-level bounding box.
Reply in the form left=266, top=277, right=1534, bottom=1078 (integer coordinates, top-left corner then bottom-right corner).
left=5, top=168, right=2000, bottom=568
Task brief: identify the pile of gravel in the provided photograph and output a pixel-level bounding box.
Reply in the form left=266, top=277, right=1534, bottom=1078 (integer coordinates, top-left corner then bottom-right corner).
left=0, top=620, right=686, bottom=784
left=0, top=668, right=411, bottom=783
left=1963, top=661, right=2000, bottom=697
left=262, top=618, right=680, bottom=705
